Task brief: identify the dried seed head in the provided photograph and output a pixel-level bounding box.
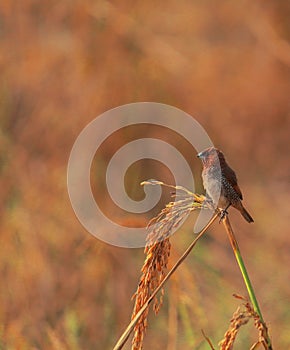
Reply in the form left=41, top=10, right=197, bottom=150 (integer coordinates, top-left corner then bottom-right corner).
left=219, top=306, right=250, bottom=350
left=219, top=296, right=271, bottom=350
left=131, top=181, right=206, bottom=350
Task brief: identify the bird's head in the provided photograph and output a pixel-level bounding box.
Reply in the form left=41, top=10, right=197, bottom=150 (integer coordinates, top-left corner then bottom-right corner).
left=197, top=147, right=224, bottom=166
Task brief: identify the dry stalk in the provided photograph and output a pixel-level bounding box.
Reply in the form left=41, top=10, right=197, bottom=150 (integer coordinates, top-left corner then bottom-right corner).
left=202, top=329, right=216, bottom=350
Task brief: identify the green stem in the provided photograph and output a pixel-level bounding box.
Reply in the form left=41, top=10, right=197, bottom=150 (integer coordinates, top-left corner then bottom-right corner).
left=222, top=216, right=272, bottom=349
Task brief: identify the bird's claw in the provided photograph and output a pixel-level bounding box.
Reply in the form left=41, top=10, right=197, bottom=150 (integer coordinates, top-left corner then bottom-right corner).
left=219, top=209, right=228, bottom=223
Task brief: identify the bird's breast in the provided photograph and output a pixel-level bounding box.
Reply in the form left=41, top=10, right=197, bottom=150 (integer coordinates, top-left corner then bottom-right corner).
left=202, top=169, right=222, bottom=205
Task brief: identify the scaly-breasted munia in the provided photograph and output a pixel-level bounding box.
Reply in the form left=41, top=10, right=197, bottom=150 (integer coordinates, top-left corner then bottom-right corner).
left=197, top=147, right=254, bottom=223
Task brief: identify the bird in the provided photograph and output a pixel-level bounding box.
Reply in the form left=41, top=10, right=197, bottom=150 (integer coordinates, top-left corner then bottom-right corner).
left=197, top=147, right=254, bottom=223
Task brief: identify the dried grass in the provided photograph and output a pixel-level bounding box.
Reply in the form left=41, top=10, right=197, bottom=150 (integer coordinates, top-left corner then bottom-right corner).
left=131, top=181, right=206, bottom=350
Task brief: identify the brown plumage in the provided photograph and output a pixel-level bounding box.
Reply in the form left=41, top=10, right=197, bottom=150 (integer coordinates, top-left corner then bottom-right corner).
left=197, top=147, right=254, bottom=223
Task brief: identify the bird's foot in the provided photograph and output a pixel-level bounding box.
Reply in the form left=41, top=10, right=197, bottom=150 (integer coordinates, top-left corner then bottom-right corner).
left=219, top=209, right=228, bottom=223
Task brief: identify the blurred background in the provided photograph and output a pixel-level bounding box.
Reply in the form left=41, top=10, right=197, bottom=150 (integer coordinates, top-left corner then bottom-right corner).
left=0, top=1, right=290, bottom=349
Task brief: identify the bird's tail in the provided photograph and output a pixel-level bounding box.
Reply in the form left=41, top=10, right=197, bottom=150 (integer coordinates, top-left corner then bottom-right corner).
left=241, top=206, right=254, bottom=223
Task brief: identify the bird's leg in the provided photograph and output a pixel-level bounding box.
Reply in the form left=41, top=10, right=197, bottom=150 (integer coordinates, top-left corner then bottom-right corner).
left=219, top=203, right=231, bottom=223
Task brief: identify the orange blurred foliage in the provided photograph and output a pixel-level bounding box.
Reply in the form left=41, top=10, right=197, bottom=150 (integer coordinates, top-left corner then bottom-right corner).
left=0, top=1, right=289, bottom=349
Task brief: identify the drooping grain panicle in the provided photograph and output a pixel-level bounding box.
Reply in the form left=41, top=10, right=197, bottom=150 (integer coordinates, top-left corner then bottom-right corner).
left=131, top=181, right=206, bottom=350
left=219, top=295, right=271, bottom=350
left=219, top=306, right=250, bottom=350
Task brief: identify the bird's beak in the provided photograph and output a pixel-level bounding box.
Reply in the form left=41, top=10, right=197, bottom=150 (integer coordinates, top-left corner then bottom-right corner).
left=197, top=152, right=202, bottom=158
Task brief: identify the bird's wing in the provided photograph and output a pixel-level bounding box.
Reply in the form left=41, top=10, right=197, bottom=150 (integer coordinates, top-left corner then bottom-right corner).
left=224, top=166, right=243, bottom=200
